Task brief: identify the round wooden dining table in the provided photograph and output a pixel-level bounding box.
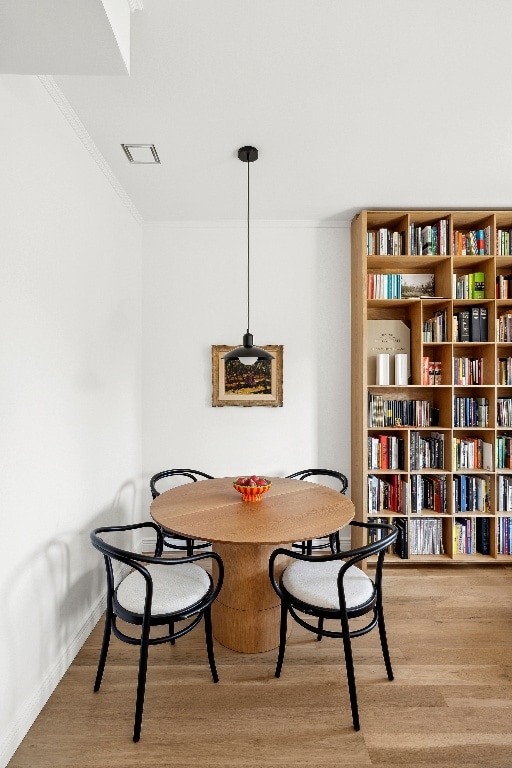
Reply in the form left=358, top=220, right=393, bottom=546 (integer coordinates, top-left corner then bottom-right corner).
left=150, top=476, right=354, bottom=653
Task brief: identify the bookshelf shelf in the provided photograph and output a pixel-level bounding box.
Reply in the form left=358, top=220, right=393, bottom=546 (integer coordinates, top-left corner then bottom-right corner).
left=351, top=209, right=512, bottom=561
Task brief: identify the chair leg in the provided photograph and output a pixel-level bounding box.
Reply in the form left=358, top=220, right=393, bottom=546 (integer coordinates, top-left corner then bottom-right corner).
left=133, top=620, right=151, bottom=742
left=169, top=620, right=175, bottom=646
left=275, top=601, right=288, bottom=678
left=203, top=606, right=219, bottom=683
left=94, top=601, right=113, bottom=692
left=340, top=616, right=360, bottom=731
left=377, top=607, right=394, bottom=680
left=317, top=616, right=324, bottom=641
left=306, top=540, right=313, bottom=556
left=186, top=538, right=194, bottom=557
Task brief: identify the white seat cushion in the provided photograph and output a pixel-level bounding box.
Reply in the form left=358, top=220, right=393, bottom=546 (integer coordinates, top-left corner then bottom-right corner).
left=116, top=563, right=211, bottom=615
left=282, top=559, right=374, bottom=611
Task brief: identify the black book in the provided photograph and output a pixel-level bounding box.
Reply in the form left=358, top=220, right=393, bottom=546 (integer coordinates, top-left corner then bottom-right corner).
left=397, top=438, right=405, bottom=470
left=476, top=516, right=490, bottom=555
left=458, top=310, right=470, bottom=342
left=470, top=306, right=481, bottom=342
left=394, top=516, right=409, bottom=559
left=479, top=307, right=488, bottom=341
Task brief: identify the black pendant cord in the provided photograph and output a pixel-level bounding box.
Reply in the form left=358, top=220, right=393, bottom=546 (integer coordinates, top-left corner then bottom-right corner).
left=246, top=153, right=250, bottom=337
left=222, top=146, right=273, bottom=363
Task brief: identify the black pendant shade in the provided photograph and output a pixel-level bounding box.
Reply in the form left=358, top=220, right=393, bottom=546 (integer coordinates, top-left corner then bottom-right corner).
left=223, top=146, right=274, bottom=364
left=223, top=332, right=273, bottom=362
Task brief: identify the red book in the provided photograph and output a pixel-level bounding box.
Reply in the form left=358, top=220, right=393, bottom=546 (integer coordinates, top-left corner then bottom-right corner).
left=422, top=356, right=430, bottom=386
left=379, top=435, right=389, bottom=469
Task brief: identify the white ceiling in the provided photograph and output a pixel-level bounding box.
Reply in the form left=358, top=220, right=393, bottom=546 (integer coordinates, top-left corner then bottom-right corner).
left=3, top=0, right=512, bottom=222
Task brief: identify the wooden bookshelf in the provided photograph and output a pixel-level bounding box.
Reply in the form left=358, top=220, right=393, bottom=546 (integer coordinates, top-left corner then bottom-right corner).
left=351, top=210, right=512, bottom=563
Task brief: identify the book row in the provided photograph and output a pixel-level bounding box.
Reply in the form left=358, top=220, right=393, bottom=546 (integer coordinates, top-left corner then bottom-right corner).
left=421, top=358, right=443, bottom=385
left=367, top=273, right=435, bottom=299
left=497, top=517, right=512, bottom=554
left=453, top=227, right=491, bottom=256
left=366, top=229, right=405, bottom=256
left=497, top=312, right=512, bottom=342
left=369, top=515, right=492, bottom=557
left=497, top=475, right=512, bottom=512
left=496, top=274, right=512, bottom=298
left=373, top=355, right=512, bottom=387
left=497, top=229, right=512, bottom=256
left=453, top=356, right=483, bottom=385
left=453, top=437, right=492, bottom=470
left=368, top=474, right=512, bottom=516
left=423, top=310, right=447, bottom=342
left=497, top=358, right=512, bottom=385
left=367, top=434, right=405, bottom=470
left=454, top=517, right=479, bottom=554
left=368, top=395, right=438, bottom=428
left=411, top=474, right=447, bottom=513
left=368, top=395, right=489, bottom=429
left=496, top=434, right=512, bottom=469
left=395, top=516, right=445, bottom=557
left=453, top=271, right=485, bottom=300
left=454, top=307, right=488, bottom=342
left=497, top=398, right=512, bottom=427
left=369, top=431, right=499, bottom=471
left=366, top=224, right=512, bottom=257
left=367, top=474, right=407, bottom=515
left=409, top=430, right=444, bottom=470
left=453, top=475, right=491, bottom=513
left=453, top=396, right=489, bottom=428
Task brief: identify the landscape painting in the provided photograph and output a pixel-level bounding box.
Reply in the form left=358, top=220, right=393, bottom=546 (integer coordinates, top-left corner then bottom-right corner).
left=212, top=345, right=283, bottom=406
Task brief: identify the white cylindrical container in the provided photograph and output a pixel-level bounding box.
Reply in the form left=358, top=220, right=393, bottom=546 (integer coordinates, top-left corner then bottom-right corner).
left=395, top=353, right=408, bottom=385
left=376, top=353, right=390, bottom=385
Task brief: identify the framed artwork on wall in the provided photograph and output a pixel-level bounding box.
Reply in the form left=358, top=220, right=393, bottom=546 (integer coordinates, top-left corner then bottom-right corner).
left=212, top=345, right=283, bottom=407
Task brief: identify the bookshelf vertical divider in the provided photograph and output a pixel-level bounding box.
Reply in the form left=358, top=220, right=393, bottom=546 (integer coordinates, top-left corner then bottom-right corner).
left=351, top=209, right=512, bottom=563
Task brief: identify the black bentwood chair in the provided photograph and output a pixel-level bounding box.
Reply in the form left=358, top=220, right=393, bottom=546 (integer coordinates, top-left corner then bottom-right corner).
left=285, top=469, right=349, bottom=554
left=150, top=469, right=214, bottom=556
left=90, top=522, right=224, bottom=742
left=269, top=520, right=397, bottom=731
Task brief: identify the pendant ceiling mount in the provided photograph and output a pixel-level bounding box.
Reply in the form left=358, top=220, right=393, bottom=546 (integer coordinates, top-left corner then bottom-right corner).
left=223, top=146, right=274, bottom=364
left=238, top=146, right=258, bottom=163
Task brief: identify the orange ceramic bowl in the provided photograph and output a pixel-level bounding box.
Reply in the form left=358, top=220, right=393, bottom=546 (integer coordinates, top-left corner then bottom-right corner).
left=233, top=481, right=271, bottom=502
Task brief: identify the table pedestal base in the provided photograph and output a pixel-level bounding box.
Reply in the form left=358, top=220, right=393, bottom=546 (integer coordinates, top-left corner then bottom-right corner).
left=212, top=542, right=290, bottom=653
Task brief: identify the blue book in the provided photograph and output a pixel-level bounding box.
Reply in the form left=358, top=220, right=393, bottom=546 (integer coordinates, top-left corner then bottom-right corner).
left=460, top=475, right=467, bottom=513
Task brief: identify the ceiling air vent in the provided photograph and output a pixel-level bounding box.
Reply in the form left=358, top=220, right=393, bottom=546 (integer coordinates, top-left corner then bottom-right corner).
left=121, top=144, right=160, bottom=163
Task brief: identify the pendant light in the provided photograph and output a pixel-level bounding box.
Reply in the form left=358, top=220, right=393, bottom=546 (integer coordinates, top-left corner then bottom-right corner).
left=223, top=146, right=274, bottom=365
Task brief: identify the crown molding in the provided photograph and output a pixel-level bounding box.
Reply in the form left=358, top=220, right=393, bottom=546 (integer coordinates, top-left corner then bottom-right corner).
left=38, top=75, right=143, bottom=226
left=143, top=219, right=351, bottom=229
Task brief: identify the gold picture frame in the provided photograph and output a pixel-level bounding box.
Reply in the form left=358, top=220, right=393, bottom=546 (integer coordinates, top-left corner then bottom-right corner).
left=212, top=345, right=283, bottom=407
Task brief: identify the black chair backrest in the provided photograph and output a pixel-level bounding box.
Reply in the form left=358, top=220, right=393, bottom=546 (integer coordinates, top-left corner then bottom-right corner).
left=90, top=521, right=223, bottom=606
left=286, top=468, right=348, bottom=494
left=150, top=469, right=214, bottom=500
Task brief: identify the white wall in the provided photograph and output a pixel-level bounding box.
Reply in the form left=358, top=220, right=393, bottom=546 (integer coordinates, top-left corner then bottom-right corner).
left=141, top=222, right=350, bottom=506
left=0, top=76, right=142, bottom=766
left=0, top=77, right=351, bottom=765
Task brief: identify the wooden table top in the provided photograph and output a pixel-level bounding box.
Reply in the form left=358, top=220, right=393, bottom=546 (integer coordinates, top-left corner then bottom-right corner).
left=150, top=476, right=354, bottom=545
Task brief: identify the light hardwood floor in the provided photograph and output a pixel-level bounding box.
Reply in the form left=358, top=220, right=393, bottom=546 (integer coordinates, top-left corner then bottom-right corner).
left=8, top=565, right=512, bottom=767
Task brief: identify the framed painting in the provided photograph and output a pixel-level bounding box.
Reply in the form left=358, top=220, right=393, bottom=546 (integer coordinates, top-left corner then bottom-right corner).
left=212, top=345, right=283, bottom=407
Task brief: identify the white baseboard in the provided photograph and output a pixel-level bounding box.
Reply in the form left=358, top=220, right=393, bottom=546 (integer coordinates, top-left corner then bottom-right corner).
left=0, top=563, right=130, bottom=768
